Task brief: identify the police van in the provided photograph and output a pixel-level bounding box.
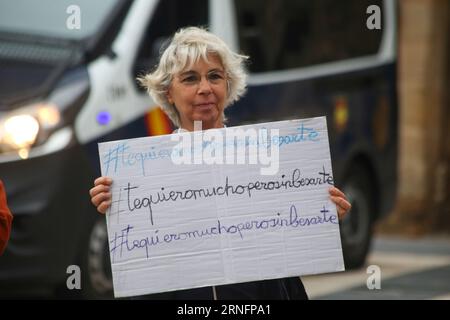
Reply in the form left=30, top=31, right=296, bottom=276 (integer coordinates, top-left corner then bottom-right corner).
left=0, top=0, right=397, bottom=298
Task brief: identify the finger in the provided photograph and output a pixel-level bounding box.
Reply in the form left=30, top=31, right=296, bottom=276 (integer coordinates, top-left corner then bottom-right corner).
left=328, top=186, right=347, bottom=199
left=91, top=192, right=112, bottom=207
left=330, top=196, right=352, bottom=212
left=94, top=176, right=113, bottom=187
left=337, top=206, right=346, bottom=220
left=97, top=200, right=112, bottom=214
left=89, top=184, right=110, bottom=198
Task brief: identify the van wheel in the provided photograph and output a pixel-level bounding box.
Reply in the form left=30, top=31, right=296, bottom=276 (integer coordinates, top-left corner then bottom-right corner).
left=81, top=217, right=114, bottom=299
left=340, top=165, right=374, bottom=269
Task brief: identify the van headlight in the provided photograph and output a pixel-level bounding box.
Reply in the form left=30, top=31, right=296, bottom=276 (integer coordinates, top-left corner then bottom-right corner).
left=0, top=103, right=61, bottom=159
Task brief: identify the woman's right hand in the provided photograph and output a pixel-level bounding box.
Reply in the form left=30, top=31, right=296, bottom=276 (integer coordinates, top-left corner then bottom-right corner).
left=89, top=177, right=113, bottom=214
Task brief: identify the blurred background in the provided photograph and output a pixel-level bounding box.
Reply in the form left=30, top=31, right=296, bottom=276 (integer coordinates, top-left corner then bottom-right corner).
left=0, top=0, right=448, bottom=299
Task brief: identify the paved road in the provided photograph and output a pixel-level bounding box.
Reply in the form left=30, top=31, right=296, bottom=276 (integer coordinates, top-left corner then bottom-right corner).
left=302, top=235, right=450, bottom=300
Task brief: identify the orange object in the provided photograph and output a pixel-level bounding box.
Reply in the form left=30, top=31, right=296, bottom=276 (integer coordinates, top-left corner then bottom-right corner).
left=334, top=96, right=349, bottom=132
left=0, top=180, right=13, bottom=256
left=145, top=107, right=173, bottom=136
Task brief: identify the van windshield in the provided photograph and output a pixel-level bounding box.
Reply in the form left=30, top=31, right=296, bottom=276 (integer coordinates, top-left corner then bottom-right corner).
left=0, top=0, right=120, bottom=40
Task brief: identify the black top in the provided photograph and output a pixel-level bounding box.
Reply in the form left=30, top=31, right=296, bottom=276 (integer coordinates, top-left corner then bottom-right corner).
left=134, top=277, right=308, bottom=300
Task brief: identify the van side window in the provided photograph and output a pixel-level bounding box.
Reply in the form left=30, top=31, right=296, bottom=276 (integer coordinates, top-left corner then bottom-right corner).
left=133, top=0, right=209, bottom=90
left=234, top=0, right=383, bottom=73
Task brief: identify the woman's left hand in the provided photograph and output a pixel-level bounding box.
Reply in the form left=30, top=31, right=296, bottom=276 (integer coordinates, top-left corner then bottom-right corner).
left=329, top=186, right=351, bottom=220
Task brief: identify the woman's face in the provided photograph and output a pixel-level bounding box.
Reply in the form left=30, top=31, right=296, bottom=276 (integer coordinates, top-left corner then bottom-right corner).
left=167, top=54, right=227, bottom=131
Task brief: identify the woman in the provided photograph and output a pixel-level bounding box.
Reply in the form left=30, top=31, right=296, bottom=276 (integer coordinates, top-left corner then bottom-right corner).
left=90, top=27, right=351, bottom=299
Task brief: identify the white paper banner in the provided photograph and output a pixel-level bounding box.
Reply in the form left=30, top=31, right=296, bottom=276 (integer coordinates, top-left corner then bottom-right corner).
left=98, top=116, right=345, bottom=298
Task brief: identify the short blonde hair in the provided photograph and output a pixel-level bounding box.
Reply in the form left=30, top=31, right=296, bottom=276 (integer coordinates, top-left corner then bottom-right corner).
left=138, top=26, right=249, bottom=127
